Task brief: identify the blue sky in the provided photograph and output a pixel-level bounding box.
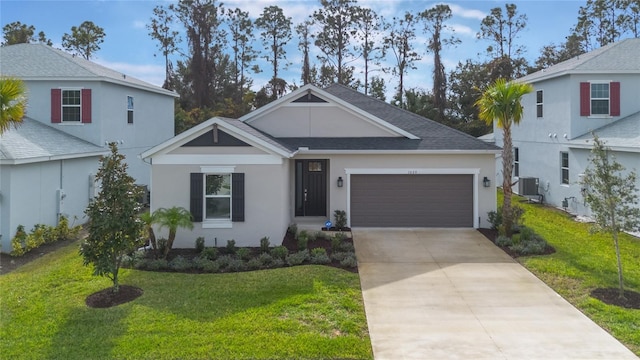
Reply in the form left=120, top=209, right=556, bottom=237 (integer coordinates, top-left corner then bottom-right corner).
left=1, top=0, right=584, bottom=96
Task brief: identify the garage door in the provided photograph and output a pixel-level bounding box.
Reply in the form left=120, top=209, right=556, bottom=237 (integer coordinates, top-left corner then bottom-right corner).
left=350, top=174, right=473, bottom=227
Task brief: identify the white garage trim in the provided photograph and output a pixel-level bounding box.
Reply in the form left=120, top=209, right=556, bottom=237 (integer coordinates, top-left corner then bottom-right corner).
left=344, top=168, right=481, bottom=228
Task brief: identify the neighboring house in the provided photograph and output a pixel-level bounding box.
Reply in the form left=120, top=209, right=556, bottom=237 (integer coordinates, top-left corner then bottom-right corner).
left=494, top=38, right=640, bottom=216
left=0, top=43, right=178, bottom=185
left=142, top=84, right=500, bottom=248
left=0, top=118, right=106, bottom=252
left=0, top=43, right=177, bottom=252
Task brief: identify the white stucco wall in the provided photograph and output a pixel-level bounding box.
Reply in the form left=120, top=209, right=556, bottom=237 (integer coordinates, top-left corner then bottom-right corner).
left=0, top=157, right=99, bottom=253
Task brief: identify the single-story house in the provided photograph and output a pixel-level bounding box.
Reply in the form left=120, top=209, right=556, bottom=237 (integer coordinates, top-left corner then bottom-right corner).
left=141, top=84, right=500, bottom=247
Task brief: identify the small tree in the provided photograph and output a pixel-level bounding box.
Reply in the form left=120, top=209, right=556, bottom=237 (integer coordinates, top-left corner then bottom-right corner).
left=581, top=134, right=640, bottom=299
left=155, top=206, right=193, bottom=259
left=81, top=143, right=144, bottom=292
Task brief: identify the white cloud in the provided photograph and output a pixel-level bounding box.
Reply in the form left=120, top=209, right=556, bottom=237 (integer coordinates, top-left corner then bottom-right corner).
left=94, top=59, right=165, bottom=87
left=132, top=20, right=146, bottom=29
left=447, top=23, right=475, bottom=37
left=446, top=3, right=486, bottom=20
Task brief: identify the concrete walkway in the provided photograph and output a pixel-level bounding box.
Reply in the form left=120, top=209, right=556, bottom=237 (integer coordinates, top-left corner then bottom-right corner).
left=354, top=228, right=638, bottom=360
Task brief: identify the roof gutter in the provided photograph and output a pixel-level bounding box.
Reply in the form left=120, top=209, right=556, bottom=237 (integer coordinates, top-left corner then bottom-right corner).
left=0, top=150, right=108, bottom=165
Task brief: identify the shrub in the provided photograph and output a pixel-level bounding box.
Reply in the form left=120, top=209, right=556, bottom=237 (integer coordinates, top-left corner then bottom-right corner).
left=10, top=225, right=28, bottom=256
left=297, top=230, right=309, bottom=251
left=340, top=254, right=358, bottom=268
left=337, top=241, right=355, bottom=253
left=227, top=258, right=247, bottom=272
left=495, top=235, right=513, bottom=247
left=42, top=225, right=59, bottom=244
left=331, top=234, right=342, bottom=251
left=487, top=210, right=501, bottom=230
left=236, top=247, right=251, bottom=261
left=56, top=215, right=81, bottom=241
left=286, top=250, right=309, bottom=266
left=310, top=248, right=330, bottom=264
left=246, top=258, right=262, bottom=270
left=270, top=246, right=289, bottom=261
left=146, top=259, right=169, bottom=271
left=259, top=236, right=270, bottom=253
left=307, top=231, right=317, bottom=242
left=287, top=223, right=298, bottom=235
left=122, top=250, right=145, bottom=267
left=195, top=237, right=205, bottom=253
left=200, top=247, right=218, bottom=260
left=169, top=255, right=192, bottom=271
left=226, top=239, right=237, bottom=254
left=331, top=251, right=351, bottom=262
left=315, top=231, right=327, bottom=240
left=519, top=226, right=535, bottom=242
left=334, top=210, right=347, bottom=229
left=193, top=257, right=220, bottom=272
left=256, top=253, right=275, bottom=268
left=215, top=255, right=234, bottom=269
left=27, top=224, right=46, bottom=251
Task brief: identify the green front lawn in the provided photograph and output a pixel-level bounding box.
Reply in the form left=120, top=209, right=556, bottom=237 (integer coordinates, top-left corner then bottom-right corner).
left=0, top=242, right=372, bottom=359
left=507, top=194, right=640, bottom=355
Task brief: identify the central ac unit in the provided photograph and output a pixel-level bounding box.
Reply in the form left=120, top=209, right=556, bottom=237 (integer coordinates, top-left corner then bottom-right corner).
left=519, top=177, right=539, bottom=196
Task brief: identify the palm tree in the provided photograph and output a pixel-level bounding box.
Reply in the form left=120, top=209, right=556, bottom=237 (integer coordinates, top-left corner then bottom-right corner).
left=155, top=206, right=193, bottom=259
left=140, top=211, right=159, bottom=256
left=476, top=78, right=533, bottom=237
left=0, top=77, right=27, bottom=134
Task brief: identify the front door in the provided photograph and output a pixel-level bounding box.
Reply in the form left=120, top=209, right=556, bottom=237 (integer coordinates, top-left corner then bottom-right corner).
left=295, top=160, right=327, bottom=216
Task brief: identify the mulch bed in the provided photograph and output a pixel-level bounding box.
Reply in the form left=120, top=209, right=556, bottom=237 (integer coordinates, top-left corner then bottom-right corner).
left=477, top=228, right=556, bottom=257
left=85, top=285, right=143, bottom=308
left=591, top=288, right=640, bottom=309
left=0, top=238, right=79, bottom=275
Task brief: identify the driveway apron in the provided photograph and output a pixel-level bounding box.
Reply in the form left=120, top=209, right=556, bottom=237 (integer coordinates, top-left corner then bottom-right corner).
left=354, top=228, right=638, bottom=360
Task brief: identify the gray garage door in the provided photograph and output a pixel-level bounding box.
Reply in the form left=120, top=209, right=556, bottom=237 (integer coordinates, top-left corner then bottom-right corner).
left=350, top=174, right=473, bottom=227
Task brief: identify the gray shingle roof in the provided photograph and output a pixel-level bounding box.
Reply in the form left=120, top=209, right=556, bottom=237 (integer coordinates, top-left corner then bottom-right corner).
left=320, top=84, right=500, bottom=151
left=0, top=118, right=106, bottom=162
left=0, top=43, right=176, bottom=97
left=570, top=111, right=640, bottom=152
left=520, top=38, right=640, bottom=83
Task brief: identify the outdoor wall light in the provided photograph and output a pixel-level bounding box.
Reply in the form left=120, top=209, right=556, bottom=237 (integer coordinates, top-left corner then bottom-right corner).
left=483, top=176, right=491, bottom=188
left=337, top=177, right=344, bottom=188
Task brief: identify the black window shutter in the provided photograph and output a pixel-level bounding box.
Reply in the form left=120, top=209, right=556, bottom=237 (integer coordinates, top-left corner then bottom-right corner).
left=190, top=173, right=203, bottom=222
left=232, top=173, right=245, bottom=222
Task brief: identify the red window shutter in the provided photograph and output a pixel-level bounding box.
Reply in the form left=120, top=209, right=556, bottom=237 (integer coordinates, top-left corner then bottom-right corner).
left=580, top=82, right=590, bottom=116
left=81, top=89, right=92, bottom=123
left=51, top=89, right=61, bottom=123
left=610, top=82, right=620, bottom=116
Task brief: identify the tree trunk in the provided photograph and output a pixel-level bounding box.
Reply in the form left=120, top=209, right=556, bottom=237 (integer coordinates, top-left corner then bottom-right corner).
left=502, top=124, right=514, bottom=237
left=164, top=229, right=177, bottom=259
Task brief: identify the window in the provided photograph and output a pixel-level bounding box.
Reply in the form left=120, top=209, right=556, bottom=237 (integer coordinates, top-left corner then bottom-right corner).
left=536, top=90, right=543, bottom=118
left=590, top=83, right=609, bottom=115
left=205, top=174, right=231, bottom=220
left=580, top=82, right=620, bottom=117
left=514, top=147, right=519, bottom=177
left=560, top=152, right=569, bottom=185
left=51, top=88, right=91, bottom=123
left=62, top=90, right=81, bottom=122
left=190, top=172, right=244, bottom=224
left=127, top=96, right=134, bottom=124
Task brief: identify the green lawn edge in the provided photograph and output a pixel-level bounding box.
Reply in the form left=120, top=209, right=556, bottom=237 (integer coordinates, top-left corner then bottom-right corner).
left=503, top=192, right=640, bottom=355
left=0, top=242, right=373, bottom=359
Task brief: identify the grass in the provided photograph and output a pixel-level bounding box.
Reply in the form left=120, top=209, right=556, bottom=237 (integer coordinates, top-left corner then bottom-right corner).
left=503, top=193, right=640, bottom=355
left=0, top=242, right=372, bottom=359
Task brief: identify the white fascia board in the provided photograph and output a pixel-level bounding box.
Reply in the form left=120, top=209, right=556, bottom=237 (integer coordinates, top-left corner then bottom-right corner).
left=0, top=151, right=107, bottom=165
left=152, top=154, right=284, bottom=165
left=294, top=149, right=501, bottom=155
left=568, top=143, right=640, bottom=153
left=345, top=168, right=481, bottom=175
left=24, top=76, right=179, bottom=97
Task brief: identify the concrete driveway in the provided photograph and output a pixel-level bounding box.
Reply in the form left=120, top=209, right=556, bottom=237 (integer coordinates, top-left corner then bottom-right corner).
left=354, top=228, right=638, bottom=360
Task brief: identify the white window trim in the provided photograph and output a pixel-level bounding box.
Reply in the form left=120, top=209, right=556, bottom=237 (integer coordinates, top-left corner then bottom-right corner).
left=560, top=152, right=570, bottom=186
left=201, top=168, right=234, bottom=228
left=127, top=95, right=134, bottom=124
left=536, top=90, right=543, bottom=118
left=61, top=88, right=82, bottom=123
left=588, top=81, right=611, bottom=118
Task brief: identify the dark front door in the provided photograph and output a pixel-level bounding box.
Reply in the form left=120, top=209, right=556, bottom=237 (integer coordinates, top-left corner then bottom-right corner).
left=295, top=160, right=327, bottom=216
